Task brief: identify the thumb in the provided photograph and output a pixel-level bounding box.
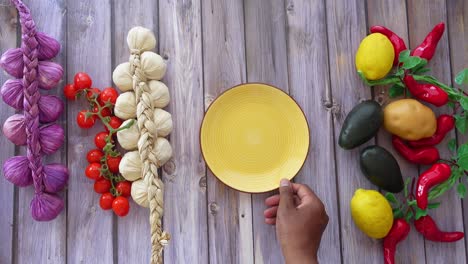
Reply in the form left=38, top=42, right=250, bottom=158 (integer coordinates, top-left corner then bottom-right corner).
left=279, top=179, right=295, bottom=210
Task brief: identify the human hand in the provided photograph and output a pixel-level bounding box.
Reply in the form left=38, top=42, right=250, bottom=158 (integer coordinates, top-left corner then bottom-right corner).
left=264, top=179, right=328, bottom=264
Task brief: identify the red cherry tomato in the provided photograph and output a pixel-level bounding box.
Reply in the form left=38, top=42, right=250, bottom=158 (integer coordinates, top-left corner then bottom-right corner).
left=74, top=72, right=92, bottom=90
left=86, top=88, right=100, bottom=99
left=98, top=87, right=118, bottom=105
left=105, top=116, right=123, bottom=132
left=107, top=155, right=122, bottom=173
left=112, top=196, right=130, bottom=217
left=63, top=84, right=77, bottom=100
left=94, top=178, right=112, bottom=194
left=94, top=131, right=110, bottom=149
left=76, top=110, right=96, bottom=129
left=93, top=105, right=112, bottom=117
left=116, top=181, right=131, bottom=197
left=99, top=193, right=114, bottom=210
left=85, top=163, right=102, bottom=180
left=87, top=149, right=104, bottom=163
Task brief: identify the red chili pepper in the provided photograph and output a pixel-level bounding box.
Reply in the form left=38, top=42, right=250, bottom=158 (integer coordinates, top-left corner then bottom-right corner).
left=403, top=75, right=448, bottom=107
left=409, top=115, right=454, bottom=148
left=414, top=215, right=464, bottom=242
left=410, top=22, right=445, bottom=61
left=392, top=136, right=440, bottom=165
left=370, top=26, right=407, bottom=66
left=383, top=219, right=410, bottom=264
left=416, top=163, right=451, bottom=210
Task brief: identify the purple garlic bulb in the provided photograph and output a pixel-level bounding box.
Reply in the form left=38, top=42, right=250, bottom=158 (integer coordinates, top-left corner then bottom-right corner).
left=36, top=32, right=61, bottom=60
left=38, top=95, right=64, bottom=123
left=30, top=192, right=64, bottom=221
left=38, top=61, right=63, bottom=90
left=43, top=163, right=69, bottom=193
left=39, top=124, right=64, bottom=154
left=0, top=48, right=23, bottom=78
left=3, top=114, right=27, bottom=145
left=3, top=156, right=32, bottom=187
left=1, top=79, right=23, bottom=109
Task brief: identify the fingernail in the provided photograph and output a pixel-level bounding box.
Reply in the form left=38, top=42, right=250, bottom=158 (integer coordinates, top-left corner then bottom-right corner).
left=280, top=178, right=290, bottom=187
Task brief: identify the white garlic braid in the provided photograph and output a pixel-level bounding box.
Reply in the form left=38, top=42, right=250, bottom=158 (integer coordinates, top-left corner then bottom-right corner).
left=113, top=26, right=172, bottom=264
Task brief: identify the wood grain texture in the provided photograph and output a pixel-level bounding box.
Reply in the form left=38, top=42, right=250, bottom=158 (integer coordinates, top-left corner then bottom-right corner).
left=244, top=0, right=289, bottom=263
left=66, top=1, right=114, bottom=263
left=365, top=1, right=427, bottom=263
left=158, top=0, right=209, bottom=263
left=446, top=0, right=468, bottom=258
left=325, top=0, right=382, bottom=262
left=285, top=0, right=341, bottom=263
left=112, top=1, right=157, bottom=262
left=407, top=1, right=467, bottom=263
left=0, top=2, right=17, bottom=263
left=202, top=0, right=253, bottom=263
left=15, top=1, right=67, bottom=263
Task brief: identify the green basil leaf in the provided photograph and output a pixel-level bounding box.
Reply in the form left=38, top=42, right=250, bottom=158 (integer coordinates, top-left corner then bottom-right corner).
left=404, top=177, right=411, bottom=197
left=415, top=207, right=428, bottom=220
left=447, top=101, right=456, bottom=109
left=407, top=200, right=416, bottom=207
left=402, top=56, right=424, bottom=70
left=393, top=208, right=404, bottom=219
left=455, top=68, right=468, bottom=85
left=385, top=192, right=398, bottom=204
left=460, top=97, right=468, bottom=111
left=399, top=50, right=410, bottom=63
left=427, top=202, right=441, bottom=209
left=395, top=68, right=405, bottom=77
left=405, top=210, right=414, bottom=222
left=448, top=138, right=457, bottom=153
left=389, top=84, right=405, bottom=98
left=457, top=183, right=467, bottom=199
left=414, top=67, right=431, bottom=75
left=455, top=115, right=468, bottom=134
left=457, top=144, right=468, bottom=171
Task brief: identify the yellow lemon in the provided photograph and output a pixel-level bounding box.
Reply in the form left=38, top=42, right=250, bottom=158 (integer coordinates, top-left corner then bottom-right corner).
left=356, top=33, right=395, bottom=80
left=350, top=189, right=393, bottom=239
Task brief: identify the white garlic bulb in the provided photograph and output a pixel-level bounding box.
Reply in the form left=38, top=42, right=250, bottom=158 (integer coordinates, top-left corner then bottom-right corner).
left=154, top=109, right=172, bottom=137
left=154, top=137, right=173, bottom=166
left=117, top=119, right=139, bottom=150
left=119, top=151, right=142, bottom=181
left=112, top=62, right=133, bottom=92
left=148, top=80, right=170, bottom=108
left=140, top=51, right=166, bottom=80
left=127, top=26, right=156, bottom=52
left=114, top=92, right=136, bottom=120
left=131, top=179, right=149, bottom=208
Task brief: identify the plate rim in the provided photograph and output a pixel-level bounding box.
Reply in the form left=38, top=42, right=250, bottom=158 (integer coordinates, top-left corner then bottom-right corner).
left=199, top=82, right=310, bottom=194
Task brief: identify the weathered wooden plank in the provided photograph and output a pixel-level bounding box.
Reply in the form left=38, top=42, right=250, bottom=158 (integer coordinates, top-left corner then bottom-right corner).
left=446, top=0, right=468, bottom=258
left=365, top=1, right=427, bottom=263
left=112, top=1, right=156, bottom=262
left=66, top=1, right=114, bottom=263
left=325, top=0, right=382, bottom=262
left=0, top=1, right=17, bottom=263
left=14, top=1, right=67, bottom=263
left=243, top=0, right=288, bottom=263
left=158, top=0, right=209, bottom=263
left=407, top=1, right=467, bottom=263
left=285, top=0, right=341, bottom=263
left=202, top=0, right=253, bottom=263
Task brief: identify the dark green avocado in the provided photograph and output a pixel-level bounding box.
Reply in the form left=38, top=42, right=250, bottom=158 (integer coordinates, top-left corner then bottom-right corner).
left=338, top=100, right=383, bottom=149
left=360, top=145, right=404, bottom=193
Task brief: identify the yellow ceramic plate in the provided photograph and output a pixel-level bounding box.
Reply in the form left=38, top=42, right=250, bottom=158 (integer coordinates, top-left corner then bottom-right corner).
left=200, top=83, right=309, bottom=193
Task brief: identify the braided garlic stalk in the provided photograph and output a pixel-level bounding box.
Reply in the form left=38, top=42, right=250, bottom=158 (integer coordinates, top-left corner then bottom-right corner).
left=112, top=27, right=173, bottom=264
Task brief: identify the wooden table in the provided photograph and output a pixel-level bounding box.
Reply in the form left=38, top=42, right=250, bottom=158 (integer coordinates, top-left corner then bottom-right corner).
left=0, top=0, right=466, bottom=263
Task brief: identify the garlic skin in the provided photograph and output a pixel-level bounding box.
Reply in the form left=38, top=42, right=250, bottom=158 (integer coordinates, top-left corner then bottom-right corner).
left=36, top=32, right=61, bottom=60
left=38, top=61, right=63, bottom=90
left=127, top=26, right=157, bottom=52
left=114, top=92, right=137, bottom=120
left=154, top=137, right=173, bottom=166
left=1, top=79, right=23, bottom=109
left=117, top=119, right=139, bottom=150
left=3, top=114, right=27, bottom=145
left=154, top=109, right=173, bottom=137
left=3, top=156, right=32, bottom=187
left=39, top=124, right=64, bottom=155
left=30, top=192, right=64, bottom=222
left=38, top=95, right=64, bottom=123
left=112, top=62, right=133, bottom=92
left=131, top=179, right=149, bottom=208
left=120, top=151, right=142, bottom=181
left=0, top=48, right=23, bottom=78
left=148, top=80, right=170, bottom=108
left=43, top=163, right=69, bottom=193
left=140, top=52, right=166, bottom=80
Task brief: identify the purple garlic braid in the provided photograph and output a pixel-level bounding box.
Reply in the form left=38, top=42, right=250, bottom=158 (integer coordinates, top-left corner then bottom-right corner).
left=1, top=0, right=68, bottom=221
